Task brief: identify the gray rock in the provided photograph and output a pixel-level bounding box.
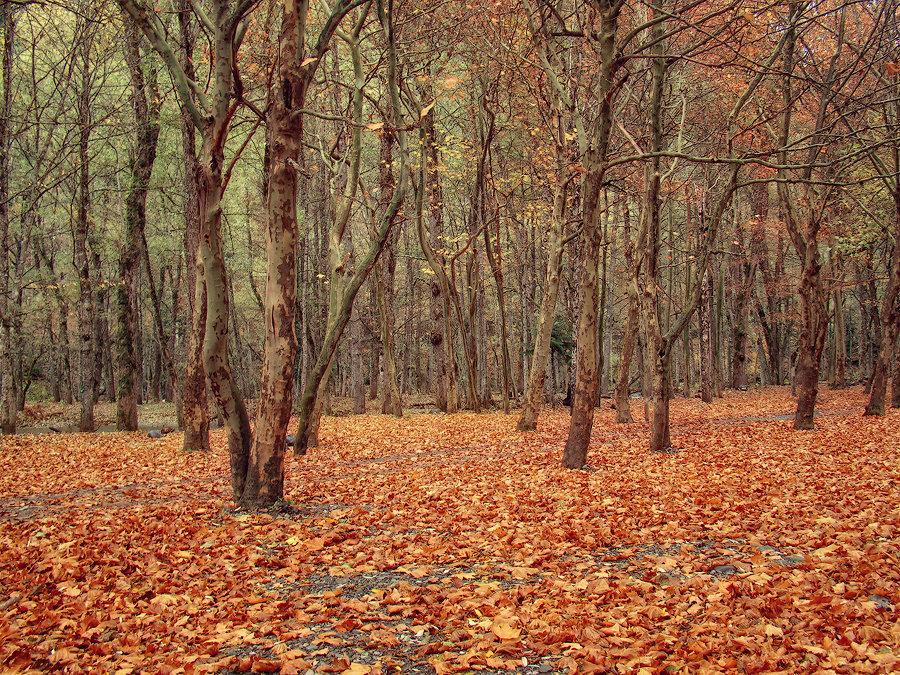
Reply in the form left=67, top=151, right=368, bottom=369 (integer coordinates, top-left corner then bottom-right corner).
left=775, top=555, right=805, bottom=567
left=870, top=594, right=895, bottom=611
left=709, top=564, right=739, bottom=577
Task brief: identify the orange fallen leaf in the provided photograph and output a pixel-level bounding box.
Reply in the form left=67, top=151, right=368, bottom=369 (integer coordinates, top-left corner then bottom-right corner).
left=491, top=620, right=521, bottom=641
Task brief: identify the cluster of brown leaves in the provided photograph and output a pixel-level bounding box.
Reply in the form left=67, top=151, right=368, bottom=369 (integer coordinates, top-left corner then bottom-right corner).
left=1, top=386, right=898, bottom=674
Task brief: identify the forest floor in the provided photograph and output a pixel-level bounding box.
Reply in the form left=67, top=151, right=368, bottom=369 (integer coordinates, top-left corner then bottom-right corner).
left=1, top=386, right=899, bottom=674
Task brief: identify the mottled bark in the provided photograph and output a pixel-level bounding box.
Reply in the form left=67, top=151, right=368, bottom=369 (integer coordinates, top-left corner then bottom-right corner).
left=118, top=0, right=262, bottom=476
left=243, top=99, right=300, bottom=508
left=183, top=256, right=209, bottom=450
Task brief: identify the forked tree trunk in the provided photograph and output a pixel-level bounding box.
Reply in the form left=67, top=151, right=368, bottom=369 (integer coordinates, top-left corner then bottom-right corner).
left=295, top=6, right=409, bottom=455
left=119, top=0, right=262, bottom=503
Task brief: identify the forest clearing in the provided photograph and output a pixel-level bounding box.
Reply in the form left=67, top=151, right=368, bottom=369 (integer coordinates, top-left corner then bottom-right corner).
left=1, top=386, right=899, bottom=673
left=2, top=0, right=900, bottom=670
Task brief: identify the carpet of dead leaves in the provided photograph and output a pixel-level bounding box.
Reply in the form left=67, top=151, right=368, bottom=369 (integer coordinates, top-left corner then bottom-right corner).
left=1, top=386, right=898, bottom=674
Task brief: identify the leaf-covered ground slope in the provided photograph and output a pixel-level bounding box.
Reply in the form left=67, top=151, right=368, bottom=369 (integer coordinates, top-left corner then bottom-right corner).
left=1, top=386, right=898, bottom=674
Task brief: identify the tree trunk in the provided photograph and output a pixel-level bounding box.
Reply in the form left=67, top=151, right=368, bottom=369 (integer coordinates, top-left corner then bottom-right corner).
left=376, top=262, right=403, bottom=416
left=518, top=178, right=566, bottom=431
left=418, top=101, right=459, bottom=413
left=485, top=216, right=512, bottom=413
left=614, top=203, right=638, bottom=424
left=199, top=132, right=252, bottom=498
left=729, top=223, right=753, bottom=391
left=699, top=265, right=714, bottom=403
left=682, top=227, right=693, bottom=396
left=776, top=4, right=830, bottom=431
left=183, top=257, right=210, bottom=449
left=562, top=0, right=622, bottom=469
left=830, top=283, right=847, bottom=389
left=0, top=7, right=13, bottom=434
left=640, top=37, right=669, bottom=451
left=350, top=302, right=366, bottom=414
left=614, top=282, right=639, bottom=423
left=892, top=341, right=900, bottom=408
left=242, top=92, right=301, bottom=508
left=865, top=194, right=900, bottom=415
left=295, top=8, right=409, bottom=454
left=91, top=239, right=110, bottom=403
left=375, top=128, right=402, bottom=417
left=75, top=24, right=96, bottom=433
left=420, top=96, right=453, bottom=411
left=713, top=261, right=725, bottom=397
left=142, top=233, right=182, bottom=422
left=116, top=16, right=161, bottom=431
left=178, top=0, right=209, bottom=450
